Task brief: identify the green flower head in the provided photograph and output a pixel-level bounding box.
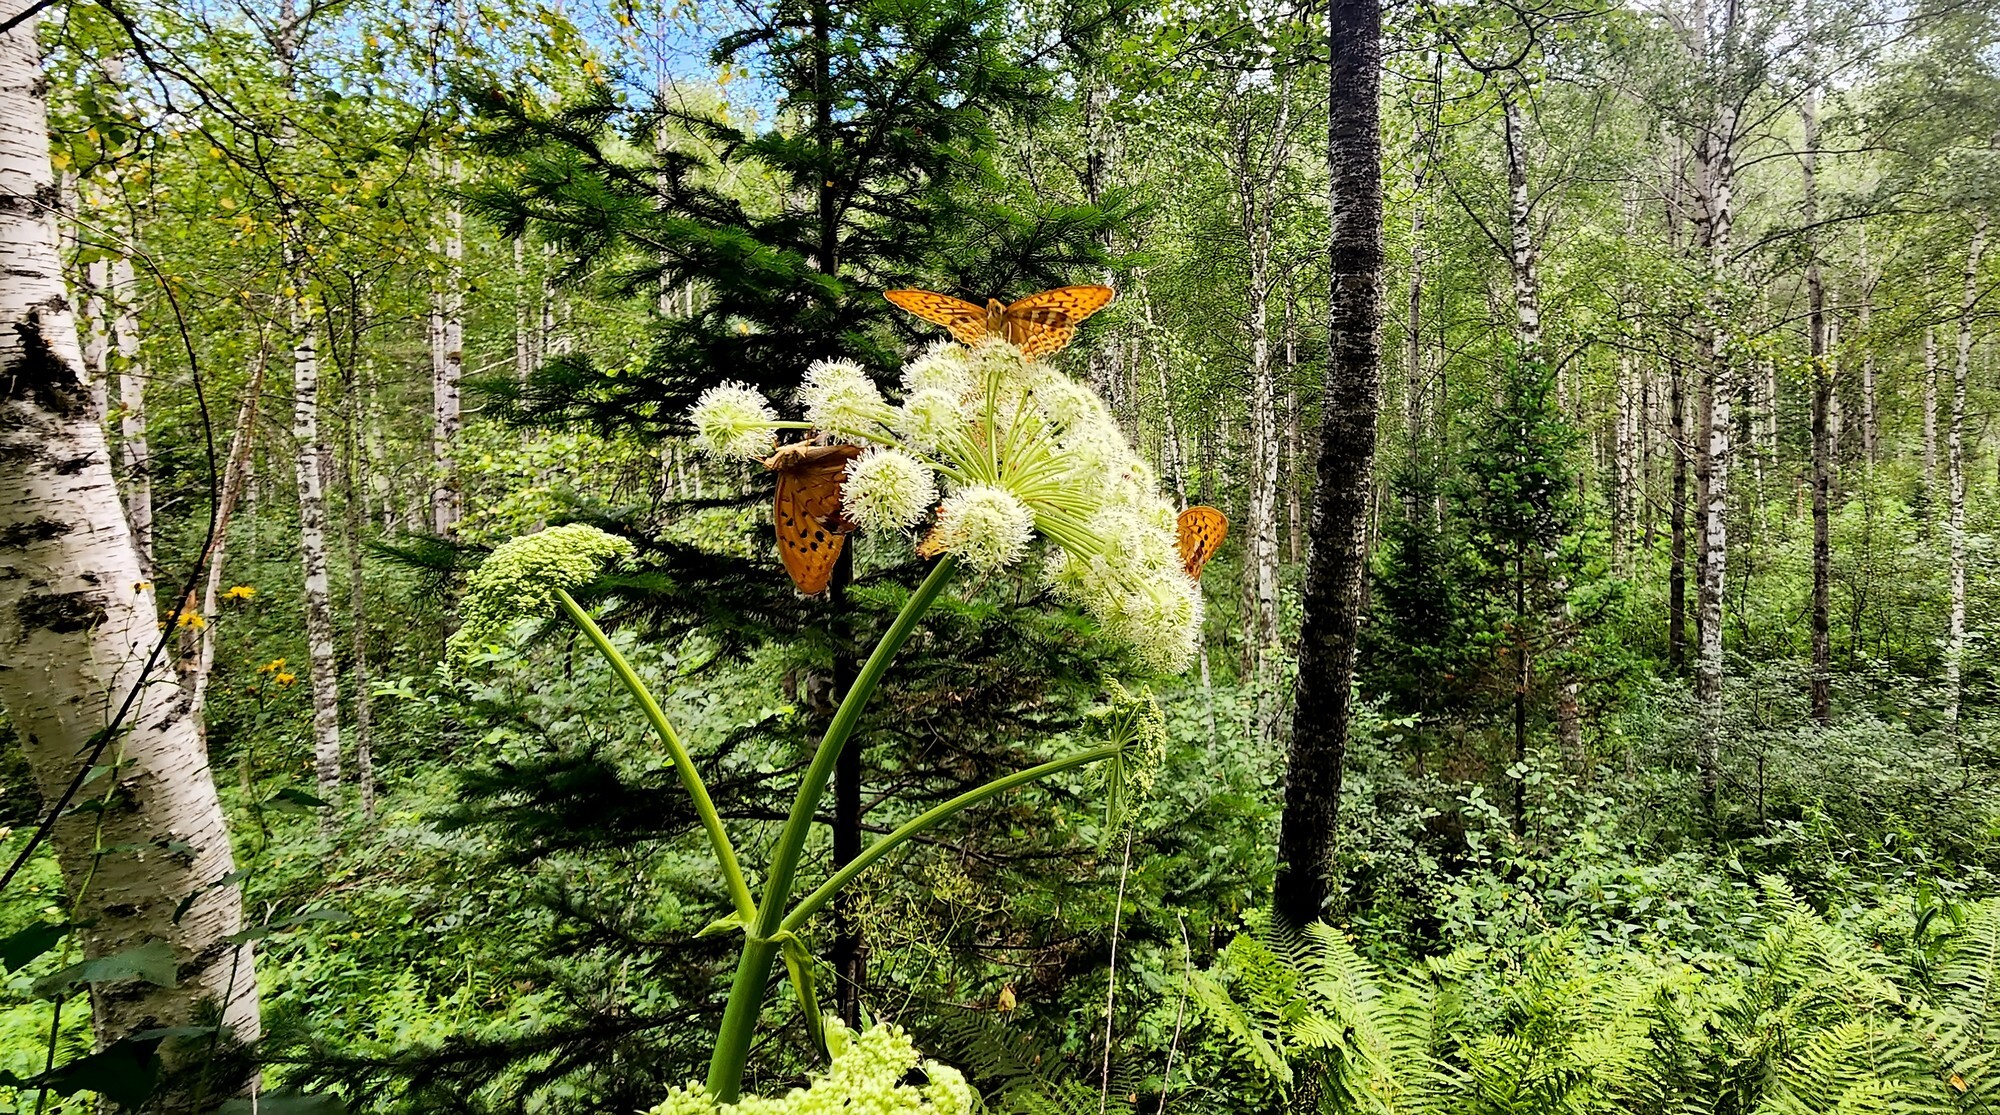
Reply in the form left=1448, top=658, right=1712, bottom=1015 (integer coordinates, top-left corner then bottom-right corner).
left=448, top=524, right=636, bottom=665
left=646, top=1022, right=972, bottom=1115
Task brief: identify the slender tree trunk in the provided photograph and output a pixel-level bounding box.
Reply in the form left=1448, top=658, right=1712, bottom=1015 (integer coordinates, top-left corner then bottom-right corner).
left=1924, top=325, right=1939, bottom=506
left=0, top=10, right=259, bottom=1057
left=1277, top=0, right=1380, bottom=935
left=342, top=335, right=376, bottom=820
left=514, top=237, right=533, bottom=380
left=1405, top=129, right=1427, bottom=509
left=1669, top=346, right=1688, bottom=670
left=1804, top=89, right=1832, bottom=725
left=1232, top=77, right=1292, bottom=707
left=432, top=181, right=464, bottom=536
left=1501, top=86, right=1542, bottom=359
left=290, top=288, right=343, bottom=819
left=1859, top=272, right=1877, bottom=467
left=1284, top=283, right=1305, bottom=564
left=185, top=360, right=265, bottom=719
left=1693, top=40, right=1738, bottom=813
left=275, top=1, right=342, bottom=824
left=1946, top=213, right=1986, bottom=738
left=109, top=252, right=153, bottom=578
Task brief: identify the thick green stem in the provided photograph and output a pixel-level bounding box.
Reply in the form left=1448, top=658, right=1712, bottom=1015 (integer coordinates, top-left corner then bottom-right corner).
left=705, top=556, right=959, bottom=1101
left=556, top=589, right=756, bottom=922
left=781, top=743, right=1120, bottom=935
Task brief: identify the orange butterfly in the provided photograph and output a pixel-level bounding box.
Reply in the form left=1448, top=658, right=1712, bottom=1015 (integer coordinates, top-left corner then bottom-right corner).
left=765, top=442, right=863, bottom=595
left=1176, top=506, right=1227, bottom=580
left=884, top=286, right=1115, bottom=358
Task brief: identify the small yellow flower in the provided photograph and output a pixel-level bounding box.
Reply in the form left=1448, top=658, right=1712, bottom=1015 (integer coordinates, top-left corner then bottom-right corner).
left=133, top=581, right=153, bottom=594
left=256, top=658, right=286, bottom=674
left=275, top=672, right=298, bottom=687
left=175, top=612, right=206, bottom=630
left=223, top=585, right=257, bottom=600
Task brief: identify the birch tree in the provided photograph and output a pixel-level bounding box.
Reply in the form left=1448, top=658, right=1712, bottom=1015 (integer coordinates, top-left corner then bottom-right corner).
left=0, top=2, right=259, bottom=1058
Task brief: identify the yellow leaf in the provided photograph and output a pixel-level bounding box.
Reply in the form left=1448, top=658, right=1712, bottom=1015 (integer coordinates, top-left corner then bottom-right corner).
left=219, top=197, right=236, bottom=209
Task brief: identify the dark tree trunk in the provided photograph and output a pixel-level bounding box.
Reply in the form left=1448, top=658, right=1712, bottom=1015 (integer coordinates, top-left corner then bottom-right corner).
left=1803, top=90, right=1832, bottom=725
left=1275, top=0, right=1381, bottom=935
left=1669, top=355, right=1687, bottom=670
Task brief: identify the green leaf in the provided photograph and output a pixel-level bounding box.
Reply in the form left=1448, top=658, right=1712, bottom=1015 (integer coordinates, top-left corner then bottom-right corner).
left=33, top=940, right=178, bottom=999
left=263, top=788, right=334, bottom=813
left=697, top=911, right=748, bottom=938
left=1, top=921, right=67, bottom=973
left=779, top=935, right=830, bottom=1061
left=38, top=1035, right=164, bottom=1110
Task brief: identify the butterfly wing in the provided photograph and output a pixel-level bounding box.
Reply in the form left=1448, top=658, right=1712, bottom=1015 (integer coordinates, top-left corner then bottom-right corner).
left=885, top=290, right=990, bottom=347
left=1176, top=505, right=1228, bottom=581
left=1002, top=285, right=1115, bottom=358
left=768, top=443, right=864, bottom=595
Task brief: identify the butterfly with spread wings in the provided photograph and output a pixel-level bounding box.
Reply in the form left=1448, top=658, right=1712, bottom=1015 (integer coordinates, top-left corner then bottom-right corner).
left=884, top=285, right=1115, bottom=358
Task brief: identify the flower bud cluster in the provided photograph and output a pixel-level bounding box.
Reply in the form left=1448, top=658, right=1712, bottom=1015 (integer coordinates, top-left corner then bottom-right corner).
left=646, top=1022, right=972, bottom=1115
left=683, top=337, right=1204, bottom=672
left=449, top=524, right=636, bottom=665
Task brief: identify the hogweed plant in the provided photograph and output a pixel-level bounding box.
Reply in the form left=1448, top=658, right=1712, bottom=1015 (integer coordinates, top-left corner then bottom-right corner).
left=453, top=335, right=1200, bottom=1110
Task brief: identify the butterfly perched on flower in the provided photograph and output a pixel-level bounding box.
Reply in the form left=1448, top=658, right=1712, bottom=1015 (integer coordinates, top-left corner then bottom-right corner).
left=765, top=442, right=863, bottom=595
left=1176, top=506, right=1227, bottom=580
left=884, top=286, right=1116, bottom=358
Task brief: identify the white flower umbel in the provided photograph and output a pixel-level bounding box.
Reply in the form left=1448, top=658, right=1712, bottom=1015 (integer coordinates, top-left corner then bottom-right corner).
left=842, top=449, right=937, bottom=533
left=798, top=359, right=895, bottom=443
left=901, top=339, right=976, bottom=398
left=690, top=382, right=779, bottom=460
left=684, top=337, right=1208, bottom=673
left=932, top=485, right=1035, bottom=573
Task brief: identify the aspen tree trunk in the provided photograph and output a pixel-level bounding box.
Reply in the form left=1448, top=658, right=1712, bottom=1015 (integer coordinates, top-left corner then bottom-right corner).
left=1804, top=89, right=1832, bottom=725
left=1501, top=87, right=1542, bottom=357
left=1284, top=282, right=1305, bottom=564
left=432, top=181, right=464, bottom=536
left=1946, top=213, right=1987, bottom=738
left=514, top=237, right=532, bottom=381
left=1277, top=0, right=1380, bottom=935
left=1924, top=326, right=1939, bottom=503
left=341, top=342, right=376, bottom=820
left=1693, top=12, right=1738, bottom=812
left=276, top=7, right=343, bottom=820
left=109, top=252, right=153, bottom=577
left=1232, top=76, right=1292, bottom=704
left=1859, top=267, right=1877, bottom=466
left=290, top=290, right=343, bottom=816
left=1615, top=195, right=1638, bottom=563
left=1501, top=81, right=1579, bottom=761
left=0, top=8, right=259, bottom=1053
left=79, top=255, right=110, bottom=419
left=1405, top=131, right=1427, bottom=510
left=186, top=361, right=265, bottom=720
left=1668, top=298, right=1688, bottom=667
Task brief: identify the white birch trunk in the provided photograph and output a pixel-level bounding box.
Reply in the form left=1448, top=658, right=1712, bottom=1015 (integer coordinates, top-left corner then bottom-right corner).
left=1924, top=325, right=1939, bottom=498
left=290, top=287, right=343, bottom=816
left=0, top=12, right=259, bottom=1052
left=1694, top=48, right=1739, bottom=807
left=108, top=252, right=152, bottom=577
left=432, top=189, right=463, bottom=536
left=276, top=6, right=342, bottom=818
left=1946, top=213, right=1987, bottom=736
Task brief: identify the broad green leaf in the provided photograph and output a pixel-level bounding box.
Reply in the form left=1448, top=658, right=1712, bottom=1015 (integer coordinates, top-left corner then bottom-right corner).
left=1, top=921, right=67, bottom=973
left=33, top=940, right=178, bottom=999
